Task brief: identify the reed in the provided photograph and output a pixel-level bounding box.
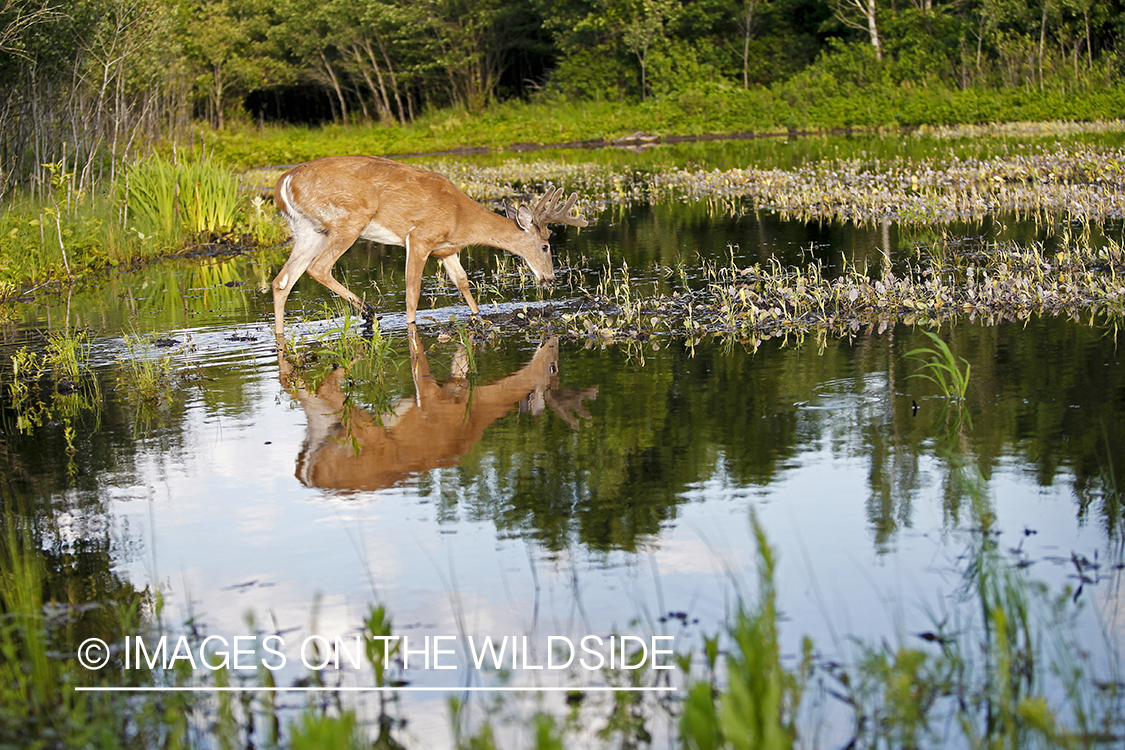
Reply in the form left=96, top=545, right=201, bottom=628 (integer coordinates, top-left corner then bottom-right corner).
left=178, top=158, right=239, bottom=234
left=123, top=154, right=180, bottom=238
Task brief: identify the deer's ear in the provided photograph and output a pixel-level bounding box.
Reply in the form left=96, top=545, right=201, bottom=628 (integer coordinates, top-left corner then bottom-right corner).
left=503, top=198, right=518, bottom=221
left=515, top=205, right=534, bottom=231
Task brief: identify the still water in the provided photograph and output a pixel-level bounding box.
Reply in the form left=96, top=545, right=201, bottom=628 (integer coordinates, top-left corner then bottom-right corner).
left=5, top=191, right=1124, bottom=746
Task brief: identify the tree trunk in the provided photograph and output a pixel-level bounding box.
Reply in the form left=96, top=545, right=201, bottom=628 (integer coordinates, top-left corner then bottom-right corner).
left=866, top=0, right=881, bottom=61
left=740, top=0, right=755, bottom=88
left=212, top=63, right=225, bottom=129
left=1038, top=0, right=1050, bottom=90
left=319, top=50, right=348, bottom=124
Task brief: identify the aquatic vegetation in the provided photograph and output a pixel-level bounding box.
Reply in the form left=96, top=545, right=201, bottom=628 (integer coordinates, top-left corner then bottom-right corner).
left=123, top=154, right=181, bottom=238
left=460, top=221, right=1125, bottom=352
left=315, top=302, right=395, bottom=369
left=681, top=512, right=809, bottom=750
left=382, top=139, right=1125, bottom=226
left=0, top=508, right=174, bottom=748
left=117, top=332, right=177, bottom=404
left=5, top=330, right=100, bottom=467
left=905, top=330, right=971, bottom=401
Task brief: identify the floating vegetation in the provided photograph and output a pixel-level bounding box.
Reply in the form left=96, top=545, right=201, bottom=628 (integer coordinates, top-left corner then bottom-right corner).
left=456, top=227, right=1125, bottom=352
left=413, top=144, right=1125, bottom=225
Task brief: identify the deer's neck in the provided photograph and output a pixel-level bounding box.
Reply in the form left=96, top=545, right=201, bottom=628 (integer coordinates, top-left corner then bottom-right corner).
left=463, top=203, right=529, bottom=253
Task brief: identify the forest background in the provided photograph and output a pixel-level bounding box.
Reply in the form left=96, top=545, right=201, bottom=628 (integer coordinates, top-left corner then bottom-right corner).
left=0, top=0, right=1123, bottom=194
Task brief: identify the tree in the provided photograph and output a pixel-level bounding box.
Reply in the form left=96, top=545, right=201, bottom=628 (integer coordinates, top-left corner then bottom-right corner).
left=622, top=0, right=676, bottom=99
left=0, top=0, right=61, bottom=57
left=833, top=0, right=882, bottom=60
left=737, top=0, right=770, bottom=87
left=332, top=0, right=420, bottom=124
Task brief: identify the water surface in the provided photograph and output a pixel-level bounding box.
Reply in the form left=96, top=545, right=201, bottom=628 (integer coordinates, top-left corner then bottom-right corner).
left=4, top=191, right=1124, bottom=747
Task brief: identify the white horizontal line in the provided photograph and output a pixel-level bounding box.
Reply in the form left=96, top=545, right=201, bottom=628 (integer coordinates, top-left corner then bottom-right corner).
left=75, top=686, right=677, bottom=693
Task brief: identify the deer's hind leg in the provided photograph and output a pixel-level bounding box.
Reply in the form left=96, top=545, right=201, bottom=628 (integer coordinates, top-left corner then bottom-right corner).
left=273, top=217, right=329, bottom=339
left=304, top=220, right=373, bottom=322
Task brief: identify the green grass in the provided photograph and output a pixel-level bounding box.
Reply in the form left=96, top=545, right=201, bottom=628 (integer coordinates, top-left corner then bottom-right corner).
left=117, top=332, right=177, bottom=404
left=681, top=511, right=809, bottom=750
left=205, top=84, right=1125, bottom=171
left=906, top=330, right=972, bottom=401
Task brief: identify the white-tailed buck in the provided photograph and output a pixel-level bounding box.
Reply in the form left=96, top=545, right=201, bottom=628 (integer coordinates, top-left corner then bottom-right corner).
left=272, top=155, right=588, bottom=337
left=278, top=329, right=598, bottom=491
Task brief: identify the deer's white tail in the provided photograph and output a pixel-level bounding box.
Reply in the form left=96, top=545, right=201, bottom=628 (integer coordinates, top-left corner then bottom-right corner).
left=275, top=173, right=303, bottom=227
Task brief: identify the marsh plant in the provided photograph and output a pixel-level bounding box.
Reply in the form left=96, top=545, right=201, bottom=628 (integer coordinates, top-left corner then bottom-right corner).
left=281, top=302, right=403, bottom=436
left=295, top=301, right=399, bottom=390
left=117, top=332, right=177, bottom=404
left=905, top=330, right=972, bottom=401
left=5, top=330, right=100, bottom=463
left=681, top=512, right=810, bottom=750
left=0, top=508, right=178, bottom=748
left=123, top=152, right=240, bottom=240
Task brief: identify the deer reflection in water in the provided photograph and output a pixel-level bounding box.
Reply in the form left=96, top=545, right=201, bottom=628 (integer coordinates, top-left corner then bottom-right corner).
left=278, top=327, right=598, bottom=492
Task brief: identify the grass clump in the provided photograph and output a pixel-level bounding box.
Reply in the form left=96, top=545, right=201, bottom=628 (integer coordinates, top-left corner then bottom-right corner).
left=906, top=330, right=971, bottom=401
left=5, top=329, right=100, bottom=466
left=0, top=149, right=283, bottom=301
left=117, top=333, right=177, bottom=404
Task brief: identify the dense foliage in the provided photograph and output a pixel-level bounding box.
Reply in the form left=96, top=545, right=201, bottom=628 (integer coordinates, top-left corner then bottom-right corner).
left=0, top=0, right=1122, bottom=193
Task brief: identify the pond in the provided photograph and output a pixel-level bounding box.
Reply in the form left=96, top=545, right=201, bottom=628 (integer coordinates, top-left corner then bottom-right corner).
left=4, top=134, right=1125, bottom=748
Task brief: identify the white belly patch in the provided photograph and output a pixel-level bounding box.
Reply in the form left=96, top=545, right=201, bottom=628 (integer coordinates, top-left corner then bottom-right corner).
left=361, top=220, right=404, bottom=246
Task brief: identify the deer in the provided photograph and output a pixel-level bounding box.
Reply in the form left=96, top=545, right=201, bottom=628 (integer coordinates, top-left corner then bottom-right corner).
left=272, top=155, right=589, bottom=339
left=278, top=328, right=598, bottom=492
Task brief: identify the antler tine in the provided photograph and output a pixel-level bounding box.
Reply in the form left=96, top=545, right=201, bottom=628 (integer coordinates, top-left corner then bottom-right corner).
left=553, top=191, right=588, bottom=227
left=531, top=185, right=559, bottom=217
left=531, top=184, right=589, bottom=228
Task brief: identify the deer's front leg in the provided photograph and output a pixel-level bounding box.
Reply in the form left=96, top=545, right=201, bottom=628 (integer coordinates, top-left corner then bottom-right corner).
left=441, top=253, right=480, bottom=317
left=404, top=234, right=429, bottom=324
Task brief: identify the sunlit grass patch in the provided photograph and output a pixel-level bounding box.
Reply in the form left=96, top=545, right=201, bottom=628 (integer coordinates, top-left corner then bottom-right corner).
left=123, top=152, right=240, bottom=240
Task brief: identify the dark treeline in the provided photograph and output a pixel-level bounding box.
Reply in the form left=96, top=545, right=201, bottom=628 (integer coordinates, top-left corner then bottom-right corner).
left=1, top=0, right=1123, bottom=194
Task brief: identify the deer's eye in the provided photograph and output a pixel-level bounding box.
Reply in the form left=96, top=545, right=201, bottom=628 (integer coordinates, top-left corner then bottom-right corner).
left=541, top=243, right=550, bottom=253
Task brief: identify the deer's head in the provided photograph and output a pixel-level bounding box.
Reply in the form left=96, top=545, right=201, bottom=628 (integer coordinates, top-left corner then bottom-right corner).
left=505, top=186, right=588, bottom=286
